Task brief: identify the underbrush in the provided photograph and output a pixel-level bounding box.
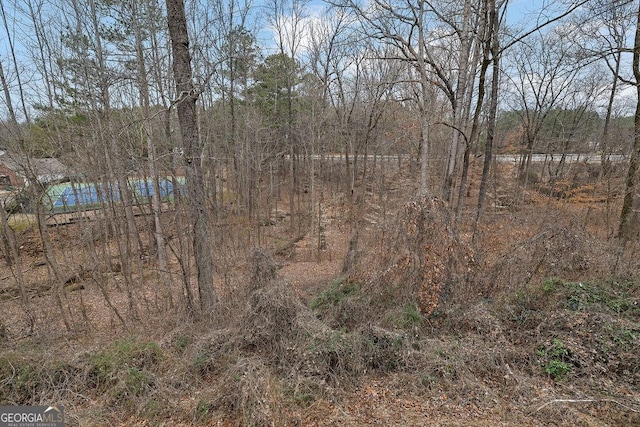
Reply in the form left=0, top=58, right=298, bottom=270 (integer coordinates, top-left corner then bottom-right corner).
left=85, top=338, right=164, bottom=406
left=542, top=277, right=640, bottom=315
left=198, top=267, right=639, bottom=425
left=1, top=271, right=638, bottom=425
left=0, top=351, right=79, bottom=405
left=0, top=337, right=170, bottom=424
left=1, top=195, right=639, bottom=425
left=502, top=276, right=640, bottom=388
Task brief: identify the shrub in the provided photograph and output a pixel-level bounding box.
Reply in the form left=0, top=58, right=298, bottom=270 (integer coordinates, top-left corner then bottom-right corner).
left=87, top=338, right=163, bottom=402
left=310, top=278, right=359, bottom=310
left=0, top=354, right=40, bottom=404
left=172, top=334, right=191, bottom=355
left=542, top=277, right=640, bottom=315
left=544, top=359, right=572, bottom=380
left=395, top=302, right=424, bottom=330
left=537, top=338, right=573, bottom=381
left=0, top=352, right=81, bottom=405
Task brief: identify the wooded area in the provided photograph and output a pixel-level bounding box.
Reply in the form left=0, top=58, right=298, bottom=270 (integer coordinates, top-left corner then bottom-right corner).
left=0, top=0, right=639, bottom=425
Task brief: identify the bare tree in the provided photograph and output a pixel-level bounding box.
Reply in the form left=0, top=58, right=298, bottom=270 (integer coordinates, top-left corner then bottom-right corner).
left=0, top=4, right=71, bottom=330
left=584, top=1, right=636, bottom=171
left=267, top=0, right=309, bottom=234
left=304, top=7, right=351, bottom=255
left=474, top=0, right=504, bottom=228
left=130, top=0, right=173, bottom=308
left=504, top=27, right=587, bottom=192
left=474, top=0, right=597, bottom=225
left=166, top=0, right=217, bottom=314
left=618, top=0, right=640, bottom=242
left=336, top=0, right=438, bottom=195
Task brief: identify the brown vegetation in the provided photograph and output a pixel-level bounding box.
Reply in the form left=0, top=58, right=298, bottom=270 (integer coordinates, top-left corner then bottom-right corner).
left=0, top=161, right=639, bottom=426
left=2, top=1, right=640, bottom=425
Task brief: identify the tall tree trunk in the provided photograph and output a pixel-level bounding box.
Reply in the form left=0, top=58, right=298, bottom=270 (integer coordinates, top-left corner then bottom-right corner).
left=417, top=1, right=430, bottom=195
left=443, top=0, right=475, bottom=203
left=132, top=0, right=172, bottom=309
left=166, top=0, right=217, bottom=313
left=419, top=111, right=430, bottom=195
left=476, top=0, right=501, bottom=227
left=618, top=2, right=640, bottom=242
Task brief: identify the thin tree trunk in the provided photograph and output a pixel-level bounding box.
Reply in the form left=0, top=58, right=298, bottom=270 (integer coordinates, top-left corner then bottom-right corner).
left=0, top=207, right=26, bottom=301
left=597, top=50, right=622, bottom=186
left=417, top=1, right=430, bottom=196
left=0, top=17, right=72, bottom=330
left=419, top=110, right=430, bottom=195
left=132, top=0, right=172, bottom=309
left=444, top=0, right=475, bottom=203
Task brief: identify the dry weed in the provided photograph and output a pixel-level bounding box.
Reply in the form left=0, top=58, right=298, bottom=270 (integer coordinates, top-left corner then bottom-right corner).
left=352, top=195, right=471, bottom=317
left=248, top=247, right=279, bottom=291
left=212, top=357, right=286, bottom=427
left=239, top=280, right=306, bottom=358
left=484, top=223, right=615, bottom=296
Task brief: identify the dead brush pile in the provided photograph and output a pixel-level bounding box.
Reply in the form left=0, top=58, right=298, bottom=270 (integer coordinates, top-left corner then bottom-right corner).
left=206, top=279, right=407, bottom=405
left=212, top=357, right=287, bottom=427
left=179, top=249, right=412, bottom=425
left=346, top=195, right=472, bottom=318
left=482, top=222, right=616, bottom=296
left=239, top=280, right=307, bottom=357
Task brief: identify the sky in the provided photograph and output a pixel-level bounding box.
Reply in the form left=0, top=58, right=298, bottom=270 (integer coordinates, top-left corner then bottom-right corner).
left=0, top=0, right=636, bottom=120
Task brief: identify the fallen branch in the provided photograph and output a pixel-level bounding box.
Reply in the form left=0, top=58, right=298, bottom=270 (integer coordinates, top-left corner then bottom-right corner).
left=536, top=398, right=640, bottom=413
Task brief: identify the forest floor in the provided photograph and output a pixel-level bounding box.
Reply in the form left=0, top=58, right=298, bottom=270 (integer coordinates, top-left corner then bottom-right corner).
left=0, top=162, right=639, bottom=426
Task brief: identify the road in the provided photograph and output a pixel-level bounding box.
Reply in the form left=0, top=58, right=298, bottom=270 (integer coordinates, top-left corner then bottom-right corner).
left=291, top=153, right=628, bottom=164
left=494, top=153, right=627, bottom=164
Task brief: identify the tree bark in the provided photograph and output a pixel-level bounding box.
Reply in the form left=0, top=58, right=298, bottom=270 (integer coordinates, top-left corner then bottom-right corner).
left=166, top=0, right=217, bottom=313
left=476, top=0, right=501, bottom=226
left=618, top=2, right=640, bottom=242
